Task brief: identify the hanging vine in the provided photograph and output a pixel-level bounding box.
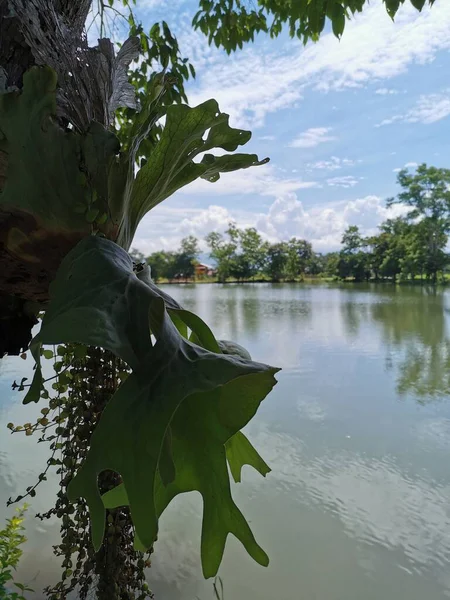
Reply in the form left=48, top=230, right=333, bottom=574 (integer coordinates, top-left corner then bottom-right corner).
left=8, top=344, right=153, bottom=599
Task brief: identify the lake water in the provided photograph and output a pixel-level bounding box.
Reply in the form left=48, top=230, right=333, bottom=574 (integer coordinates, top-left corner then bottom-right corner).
left=1, top=283, right=450, bottom=599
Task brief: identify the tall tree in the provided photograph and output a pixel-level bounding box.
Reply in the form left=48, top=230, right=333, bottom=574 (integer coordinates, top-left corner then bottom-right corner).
left=285, top=238, right=313, bottom=280
left=388, top=164, right=450, bottom=282
left=237, top=227, right=265, bottom=280
left=372, top=218, right=410, bottom=282
left=174, top=235, right=199, bottom=280
left=338, top=226, right=370, bottom=281
left=146, top=250, right=174, bottom=282
left=264, top=242, right=288, bottom=282
left=205, top=229, right=238, bottom=282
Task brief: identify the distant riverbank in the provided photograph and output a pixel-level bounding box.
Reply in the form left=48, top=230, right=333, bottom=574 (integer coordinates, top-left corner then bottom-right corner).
left=158, top=276, right=450, bottom=286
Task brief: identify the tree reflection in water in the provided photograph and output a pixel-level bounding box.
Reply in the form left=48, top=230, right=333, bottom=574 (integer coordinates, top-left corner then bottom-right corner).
left=370, top=285, right=450, bottom=402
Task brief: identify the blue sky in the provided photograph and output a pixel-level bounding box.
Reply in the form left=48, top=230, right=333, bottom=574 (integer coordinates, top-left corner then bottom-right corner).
left=128, top=0, right=450, bottom=255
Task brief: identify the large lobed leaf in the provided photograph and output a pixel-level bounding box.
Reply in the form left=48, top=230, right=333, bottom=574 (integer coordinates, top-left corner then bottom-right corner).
left=0, top=66, right=91, bottom=246
left=0, top=67, right=122, bottom=303
left=26, top=236, right=278, bottom=577
left=117, top=99, right=269, bottom=249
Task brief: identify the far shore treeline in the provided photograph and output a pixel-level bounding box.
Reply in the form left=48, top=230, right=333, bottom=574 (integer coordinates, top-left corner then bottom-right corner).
left=131, top=164, right=450, bottom=285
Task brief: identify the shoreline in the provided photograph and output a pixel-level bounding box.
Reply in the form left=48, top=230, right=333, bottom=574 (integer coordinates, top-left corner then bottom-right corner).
left=158, top=277, right=449, bottom=287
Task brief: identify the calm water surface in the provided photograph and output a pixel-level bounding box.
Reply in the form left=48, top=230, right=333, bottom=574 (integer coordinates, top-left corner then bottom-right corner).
left=1, top=283, right=450, bottom=599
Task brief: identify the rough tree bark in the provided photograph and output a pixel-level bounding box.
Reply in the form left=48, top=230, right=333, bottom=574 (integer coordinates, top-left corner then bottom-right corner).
left=0, top=0, right=137, bottom=355
left=0, top=0, right=92, bottom=355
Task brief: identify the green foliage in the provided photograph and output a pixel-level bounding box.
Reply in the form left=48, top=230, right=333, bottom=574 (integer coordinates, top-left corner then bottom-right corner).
left=25, top=236, right=278, bottom=578
left=218, top=340, right=252, bottom=360
left=0, top=66, right=268, bottom=259
left=387, top=164, right=450, bottom=282
left=205, top=224, right=268, bottom=282
left=338, top=226, right=370, bottom=282
left=9, top=343, right=153, bottom=600
left=389, top=164, right=450, bottom=221
left=116, top=18, right=195, bottom=158
left=141, top=237, right=200, bottom=282
left=205, top=230, right=239, bottom=283
left=0, top=505, right=33, bottom=600
left=264, top=242, right=288, bottom=282
left=1, top=1, right=276, bottom=595
left=285, top=238, right=313, bottom=281
left=136, top=164, right=450, bottom=285
left=0, top=67, right=95, bottom=243
left=145, top=251, right=173, bottom=282
left=174, top=236, right=200, bottom=280
left=193, top=0, right=435, bottom=52
left=116, top=98, right=269, bottom=249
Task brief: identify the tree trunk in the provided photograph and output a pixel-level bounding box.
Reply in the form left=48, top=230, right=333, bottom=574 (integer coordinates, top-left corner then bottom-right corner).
left=0, top=0, right=93, bottom=355
left=0, top=0, right=139, bottom=354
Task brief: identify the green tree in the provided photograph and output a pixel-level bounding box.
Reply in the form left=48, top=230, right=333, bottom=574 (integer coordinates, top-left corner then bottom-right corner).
left=306, top=252, right=325, bottom=276
left=174, top=235, right=199, bottom=280
left=285, top=238, right=313, bottom=280
left=146, top=250, right=173, bottom=282
left=264, top=242, right=288, bottom=282
left=323, top=252, right=340, bottom=278
left=205, top=230, right=238, bottom=282
left=236, top=227, right=266, bottom=280
left=338, top=226, right=370, bottom=281
left=206, top=225, right=265, bottom=282
left=388, top=164, right=450, bottom=282
left=376, top=218, right=410, bottom=281
left=0, top=505, right=33, bottom=600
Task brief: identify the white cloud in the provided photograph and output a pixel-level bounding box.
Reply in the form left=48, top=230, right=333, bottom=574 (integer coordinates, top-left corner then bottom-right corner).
left=138, top=0, right=183, bottom=10
left=176, top=162, right=320, bottom=198
left=134, top=193, right=408, bottom=255
left=327, top=175, right=360, bottom=188
left=256, top=193, right=407, bottom=251
left=309, top=156, right=358, bottom=171
left=393, top=161, right=418, bottom=173
left=377, top=90, right=450, bottom=126
left=183, top=1, right=450, bottom=128
left=259, top=135, right=276, bottom=141
left=375, top=87, right=399, bottom=95
left=290, top=127, right=336, bottom=149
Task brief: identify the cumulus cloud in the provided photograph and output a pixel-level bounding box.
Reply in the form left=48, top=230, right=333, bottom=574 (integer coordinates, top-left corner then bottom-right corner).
left=377, top=90, right=450, bottom=126
left=255, top=193, right=396, bottom=251
left=175, top=162, right=320, bottom=197
left=289, top=127, right=336, bottom=149
left=134, top=193, right=408, bottom=255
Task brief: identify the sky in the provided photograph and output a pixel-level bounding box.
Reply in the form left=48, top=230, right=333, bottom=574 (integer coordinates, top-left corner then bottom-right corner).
left=127, top=0, right=450, bottom=255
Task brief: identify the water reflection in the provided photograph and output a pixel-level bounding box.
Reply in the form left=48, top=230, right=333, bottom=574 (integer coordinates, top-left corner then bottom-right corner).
left=250, top=424, right=450, bottom=573
left=2, top=283, right=450, bottom=599
left=370, top=286, right=450, bottom=400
